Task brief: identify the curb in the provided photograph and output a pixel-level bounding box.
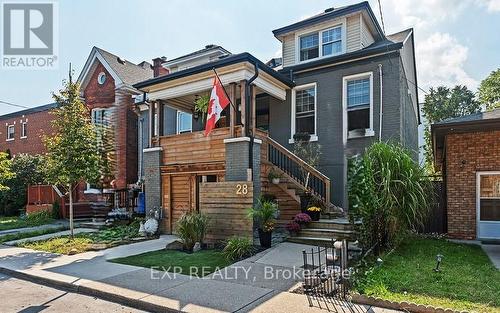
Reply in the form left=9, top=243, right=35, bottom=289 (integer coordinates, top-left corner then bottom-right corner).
left=0, top=267, right=182, bottom=313
left=352, top=294, right=468, bottom=313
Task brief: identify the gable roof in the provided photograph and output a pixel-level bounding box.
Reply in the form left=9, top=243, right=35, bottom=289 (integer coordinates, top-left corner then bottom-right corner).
left=272, top=1, right=384, bottom=40
left=0, top=102, right=58, bottom=121
left=162, top=45, right=231, bottom=67
left=78, top=47, right=153, bottom=89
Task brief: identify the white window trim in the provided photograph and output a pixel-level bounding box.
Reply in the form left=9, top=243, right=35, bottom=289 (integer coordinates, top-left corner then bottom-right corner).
left=294, top=19, right=347, bottom=65
left=342, top=72, right=374, bottom=142
left=20, top=121, right=27, bottom=139
left=176, top=111, right=193, bottom=134
left=84, top=183, right=102, bottom=194
left=6, top=124, right=15, bottom=141
left=97, top=72, right=106, bottom=85
left=289, top=82, right=318, bottom=144
left=476, top=171, right=500, bottom=240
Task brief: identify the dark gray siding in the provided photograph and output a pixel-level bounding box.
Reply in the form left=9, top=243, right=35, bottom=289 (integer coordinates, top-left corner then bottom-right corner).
left=271, top=53, right=405, bottom=208
left=138, top=110, right=149, bottom=179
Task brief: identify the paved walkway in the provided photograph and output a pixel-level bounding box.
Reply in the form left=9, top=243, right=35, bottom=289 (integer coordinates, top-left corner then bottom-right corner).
left=482, top=244, right=500, bottom=270
left=0, top=219, right=69, bottom=236
left=0, top=237, right=398, bottom=313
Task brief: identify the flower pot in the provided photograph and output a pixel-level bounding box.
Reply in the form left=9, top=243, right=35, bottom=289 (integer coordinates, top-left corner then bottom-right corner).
left=258, top=229, right=272, bottom=248
left=307, top=210, right=320, bottom=221
left=271, top=178, right=280, bottom=184
left=300, top=194, right=312, bottom=212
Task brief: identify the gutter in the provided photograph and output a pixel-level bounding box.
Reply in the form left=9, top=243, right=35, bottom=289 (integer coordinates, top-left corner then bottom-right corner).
left=246, top=61, right=259, bottom=178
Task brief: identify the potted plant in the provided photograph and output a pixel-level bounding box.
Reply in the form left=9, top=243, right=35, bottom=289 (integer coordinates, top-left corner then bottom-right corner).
left=293, top=212, right=312, bottom=225
left=268, top=169, right=281, bottom=184
left=194, top=95, right=210, bottom=122
left=285, top=221, right=301, bottom=234
left=247, top=199, right=278, bottom=248
left=306, top=206, right=321, bottom=221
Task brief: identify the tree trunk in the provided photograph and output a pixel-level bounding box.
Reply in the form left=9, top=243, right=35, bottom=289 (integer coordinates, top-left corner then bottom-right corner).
left=69, top=183, right=74, bottom=239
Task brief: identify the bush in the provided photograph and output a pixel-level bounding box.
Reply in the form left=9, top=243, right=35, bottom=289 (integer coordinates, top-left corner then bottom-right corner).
left=0, top=154, right=45, bottom=216
left=285, top=221, right=301, bottom=233
left=25, top=210, right=53, bottom=226
left=222, top=236, right=255, bottom=261
left=293, top=213, right=311, bottom=224
left=348, top=142, right=432, bottom=255
left=175, top=212, right=209, bottom=251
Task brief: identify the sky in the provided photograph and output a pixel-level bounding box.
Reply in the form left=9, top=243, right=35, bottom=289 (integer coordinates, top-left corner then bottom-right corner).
left=0, top=0, right=499, bottom=116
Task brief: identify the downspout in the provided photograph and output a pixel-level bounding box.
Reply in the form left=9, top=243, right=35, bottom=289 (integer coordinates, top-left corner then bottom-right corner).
left=378, top=64, right=383, bottom=141
left=246, top=61, right=259, bottom=179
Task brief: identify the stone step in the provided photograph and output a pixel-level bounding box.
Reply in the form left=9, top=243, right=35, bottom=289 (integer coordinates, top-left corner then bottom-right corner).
left=299, top=228, right=357, bottom=240
left=308, top=218, right=359, bottom=231
left=287, top=236, right=361, bottom=251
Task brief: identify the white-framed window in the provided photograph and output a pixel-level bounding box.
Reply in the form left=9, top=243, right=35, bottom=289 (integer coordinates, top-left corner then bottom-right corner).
left=6, top=124, right=15, bottom=141
left=177, top=111, right=192, bottom=134
left=290, top=83, right=318, bottom=143
left=297, top=24, right=344, bottom=63
left=21, top=121, right=27, bottom=138
left=343, top=72, right=374, bottom=140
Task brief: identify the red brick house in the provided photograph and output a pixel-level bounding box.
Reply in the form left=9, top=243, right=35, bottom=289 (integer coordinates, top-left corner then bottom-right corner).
left=0, top=103, right=58, bottom=155
left=432, top=108, right=500, bottom=241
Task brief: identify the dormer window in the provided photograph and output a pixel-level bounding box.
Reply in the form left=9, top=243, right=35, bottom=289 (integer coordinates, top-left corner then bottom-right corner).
left=298, top=25, right=344, bottom=62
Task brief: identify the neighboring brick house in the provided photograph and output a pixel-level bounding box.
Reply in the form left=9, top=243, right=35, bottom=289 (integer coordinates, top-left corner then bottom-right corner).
left=0, top=103, right=58, bottom=155
left=432, top=108, right=500, bottom=241
left=77, top=47, right=153, bottom=193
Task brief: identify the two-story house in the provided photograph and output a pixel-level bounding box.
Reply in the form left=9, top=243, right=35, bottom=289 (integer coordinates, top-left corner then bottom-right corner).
left=133, top=2, right=419, bottom=241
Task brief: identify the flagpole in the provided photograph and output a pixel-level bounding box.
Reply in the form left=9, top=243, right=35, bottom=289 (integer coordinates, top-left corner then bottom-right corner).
left=212, top=68, right=237, bottom=112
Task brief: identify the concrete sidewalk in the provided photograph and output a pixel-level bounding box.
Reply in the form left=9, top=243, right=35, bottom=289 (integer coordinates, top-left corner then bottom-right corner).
left=3, top=227, right=96, bottom=245
left=0, top=219, right=69, bottom=236
left=0, top=238, right=398, bottom=313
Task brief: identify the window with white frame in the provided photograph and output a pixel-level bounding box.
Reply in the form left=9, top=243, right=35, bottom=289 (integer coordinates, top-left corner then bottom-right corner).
left=344, top=73, right=373, bottom=137
left=292, top=84, right=316, bottom=138
left=177, top=111, right=192, bottom=134
left=21, top=121, right=27, bottom=138
left=6, top=124, right=14, bottom=140
left=299, top=25, right=343, bottom=62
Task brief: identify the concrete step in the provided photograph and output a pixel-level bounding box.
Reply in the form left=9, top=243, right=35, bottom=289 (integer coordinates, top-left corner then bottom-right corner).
left=78, top=221, right=107, bottom=230
left=287, top=236, right=361, bottom=250
left=308, top=218, right=360, bottom=231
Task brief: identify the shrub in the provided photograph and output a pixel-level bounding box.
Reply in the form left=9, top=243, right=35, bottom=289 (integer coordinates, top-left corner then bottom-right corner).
left=25, top=210, right=53, bottom=226
left=222, top=236, right=255, bottom=261
left=175, top=212, right=209, bottom=251
left=247, top=198, right=278, bottom=233
left=348, top=142, right=432, bottom=255
left=285, top=221, right=301, bottom=233
left=293, top=213, right=311, bottom=224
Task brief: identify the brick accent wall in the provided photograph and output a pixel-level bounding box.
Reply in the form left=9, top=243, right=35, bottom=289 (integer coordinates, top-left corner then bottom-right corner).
left=445, top=130, right=500, bottom=239
left=0, top=109, right=55, bottom=155
left=83, top=62, right=115, bottom=109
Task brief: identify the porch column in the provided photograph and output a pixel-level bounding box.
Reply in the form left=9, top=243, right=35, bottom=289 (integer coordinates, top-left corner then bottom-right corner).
left=239, top=80, right=246, bottom=137
left=229, top=83, right=236, bottom=138
left=143, top=147, right=162, bottom=215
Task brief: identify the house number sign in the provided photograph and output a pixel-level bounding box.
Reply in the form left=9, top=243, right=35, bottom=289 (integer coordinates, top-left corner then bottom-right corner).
left=236, top=183, right=249, bottom=195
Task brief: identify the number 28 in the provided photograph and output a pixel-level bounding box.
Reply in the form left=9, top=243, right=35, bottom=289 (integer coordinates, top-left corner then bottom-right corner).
left=236, top=184, right=248, bottom=195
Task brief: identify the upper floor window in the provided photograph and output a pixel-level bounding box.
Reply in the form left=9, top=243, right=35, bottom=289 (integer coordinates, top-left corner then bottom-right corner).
left=92, top=108, right=111, bottom=126
left=97, top=72, right=106, bottom=85
left=299, top=33, right=319, bottom=61
left=177, top=111, right=192, bottom=134
left=21, top=121, right=27, bottom=138
left=299, top=25, right=343, bottom=62
left=290, top=83, right=317, bottom=142
left=6, top=124, right=14, bottom=141
left=343, top=72, right=374, bottom=139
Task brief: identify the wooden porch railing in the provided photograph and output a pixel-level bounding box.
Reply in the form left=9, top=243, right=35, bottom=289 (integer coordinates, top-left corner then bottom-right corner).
left=265, top=136, right=331, bottom=204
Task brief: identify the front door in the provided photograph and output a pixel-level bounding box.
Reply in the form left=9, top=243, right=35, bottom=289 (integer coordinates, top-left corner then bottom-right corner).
left=477, top=172, right=500, bottom=240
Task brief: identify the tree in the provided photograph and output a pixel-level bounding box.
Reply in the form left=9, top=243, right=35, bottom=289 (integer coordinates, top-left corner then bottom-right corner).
left=44, top=78, right=102, bottom=237
left=479, top=68, right=500, bottom=110
left=422, top=85, right=481, bottom=172
left=0, top=154, right=45, bottom=216
left=0, top=152, right=15, bottom=192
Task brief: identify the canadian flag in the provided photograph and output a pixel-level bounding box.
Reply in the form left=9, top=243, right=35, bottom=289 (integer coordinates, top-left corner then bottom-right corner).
left=204, top=75, right=230, bottom=136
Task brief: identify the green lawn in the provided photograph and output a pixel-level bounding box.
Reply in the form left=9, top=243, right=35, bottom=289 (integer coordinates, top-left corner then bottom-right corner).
left=356, top=236, right=500, bottom=313
left=110, top=249, right=233, bottom=276
left=0, top=226, right=66, bottom=244
left=0, top=214, right=53, bottom=231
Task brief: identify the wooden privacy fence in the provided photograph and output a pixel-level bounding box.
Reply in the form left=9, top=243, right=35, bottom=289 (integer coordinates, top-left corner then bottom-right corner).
left=199, top=181, right=254, bottom=243
left=26, top=185, right=64, bottom=215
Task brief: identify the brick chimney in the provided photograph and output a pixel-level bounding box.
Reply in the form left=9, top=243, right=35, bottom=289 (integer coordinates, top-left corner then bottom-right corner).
left=152, top=56, right=169, bottom=77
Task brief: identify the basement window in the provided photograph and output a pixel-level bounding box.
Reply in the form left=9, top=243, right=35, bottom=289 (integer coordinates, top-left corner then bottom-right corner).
left=6, top=124, right=14, bottom=141
left=343, top=72, right=374, bottom=139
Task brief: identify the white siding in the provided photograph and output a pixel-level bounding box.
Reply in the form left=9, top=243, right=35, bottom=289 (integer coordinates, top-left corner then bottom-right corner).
left=282, top=34, right=295, bottom=68
left=346, top=15, right=361, bottom=52
left=360, top=16, right=375, bottom=48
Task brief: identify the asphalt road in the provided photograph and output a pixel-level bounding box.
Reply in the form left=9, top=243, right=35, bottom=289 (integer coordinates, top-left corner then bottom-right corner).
left=0, top=273, right=147, bottom=313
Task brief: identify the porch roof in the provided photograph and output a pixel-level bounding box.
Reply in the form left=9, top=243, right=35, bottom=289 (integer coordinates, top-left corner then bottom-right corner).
left=133, top=53, right=295, bottom=97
